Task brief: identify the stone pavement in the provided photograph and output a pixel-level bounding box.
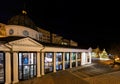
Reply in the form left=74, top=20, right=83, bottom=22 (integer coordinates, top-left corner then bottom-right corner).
left=85, top=71, right=120, bottom=84
left=17, top=61, right=120, bottom=84
left=17, top=70, right=89, bottom=84
left=68, top=62, right=120, bottom=84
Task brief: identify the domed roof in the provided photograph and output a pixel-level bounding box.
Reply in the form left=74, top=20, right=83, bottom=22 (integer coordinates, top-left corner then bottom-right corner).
left=7, top=10, right=37, bottom=30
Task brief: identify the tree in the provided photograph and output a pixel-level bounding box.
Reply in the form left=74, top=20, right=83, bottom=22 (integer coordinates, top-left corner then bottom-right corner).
left=99, top=49, right=108, bottom=59
left=108, top=43, right=120, bottom=57
left=108, top=43, right=120, bottom=64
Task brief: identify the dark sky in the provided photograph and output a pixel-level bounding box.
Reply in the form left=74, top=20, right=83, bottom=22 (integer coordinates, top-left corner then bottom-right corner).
left=0, top=0, right=119, bottom=50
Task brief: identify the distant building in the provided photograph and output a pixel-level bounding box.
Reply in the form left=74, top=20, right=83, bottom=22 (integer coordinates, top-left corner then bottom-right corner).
left=70, top=40, right=78, bottom=47
left=91, top=47, right=109, bottom=60
left=61, top=38, right=70, bottom=46
left=52, top=33, right=63, bottom=44
left=37, top=27, right=51, bottom=43
left=91, top=47, right=101, bottom=58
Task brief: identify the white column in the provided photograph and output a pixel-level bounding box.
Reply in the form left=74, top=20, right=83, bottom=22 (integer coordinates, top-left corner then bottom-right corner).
left=12, top=52, right=19, bottom=84
left=76, top=53, right=78, bottom=67
left=81, top=52, right=85, bottom=65
left=62, top=52, right=65, bottom=70
left=37, top=52, right=41, bottom=77
left=41, top=52, right=44, bottom=75
left=85, top=52, right=88, bottom=64
left=81, top=52, right=83, bottom=65
left=5, top=52, right=11, bottom=84
left=53, top=52, right=56, bottom=72
left=70, top=52, right=72, bottom=68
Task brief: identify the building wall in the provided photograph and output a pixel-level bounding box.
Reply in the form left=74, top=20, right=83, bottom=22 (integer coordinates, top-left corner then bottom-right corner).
left=37, top=27, right=50, bottom=43
left=4, top=24, right=39, bottom=40
left=0, top=23, right=6, bottom=37
left=0, top=37, right=92, bottom=84
left=0, top=23, right=78, bottom=47
left=52, top=33, right=62, bottom=44
left=70, top=40, right=78, bottom=47
left=61, top=38, right=70, bottom=46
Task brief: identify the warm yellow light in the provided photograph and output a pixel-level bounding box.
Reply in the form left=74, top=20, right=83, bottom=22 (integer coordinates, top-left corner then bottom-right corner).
left=22, top=10, right=27, bottom=14
left=115, top=58, right=119, bottom=61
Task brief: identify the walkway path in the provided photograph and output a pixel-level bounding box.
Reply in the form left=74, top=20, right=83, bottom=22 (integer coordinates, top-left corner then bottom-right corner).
left=17, top=70, right=89, bottom=84
left=17, top=59, right=120, bottom=84
left=67, top=60, right=120, bottom=84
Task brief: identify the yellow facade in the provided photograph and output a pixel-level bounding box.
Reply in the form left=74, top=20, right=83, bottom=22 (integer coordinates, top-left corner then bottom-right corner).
left=52, top=33, right=62, bottom=44
left=37, top=27, right=50, bottom=43
left=0, top=23, right=6, bottom=37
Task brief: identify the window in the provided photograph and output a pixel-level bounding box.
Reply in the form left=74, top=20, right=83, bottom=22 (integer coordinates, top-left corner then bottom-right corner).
left=65, top=53, right=70, bottom=61
left=56, top=53, right=63, bottom=70
left=65, top=53, right=70, bottom=69
left=0, top=52, right=5, bottom=83
left=77, top=53, right=81, bottom=66
left=77, top=53, right=81, bottom=59
left=18, top=52, right=37, bottom=80
left=23, top=30, right=29, bottom=36
left=72, top=53, right=76, bottom=67
left=72, top=53, right=76, bottom=60
left=44, top=52, right=53, bottom=74
left=9, top=29, right=14, bottom=35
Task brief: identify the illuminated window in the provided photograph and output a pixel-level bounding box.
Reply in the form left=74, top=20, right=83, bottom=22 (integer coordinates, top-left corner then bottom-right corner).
left=44, top=52, right=53, bottom=74
left=72, top=53, right=76, bottom=67
left=56, top=53, right=63, bottom=71
left=18, top=52, right=37, bottom=80
left=0, top=52, right=5, bottom=83
left=65, top=52, right=70, bottom=69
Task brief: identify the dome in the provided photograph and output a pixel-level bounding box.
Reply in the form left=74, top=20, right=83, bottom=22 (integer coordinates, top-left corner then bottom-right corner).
left=7, top=10, right=37, bottom=30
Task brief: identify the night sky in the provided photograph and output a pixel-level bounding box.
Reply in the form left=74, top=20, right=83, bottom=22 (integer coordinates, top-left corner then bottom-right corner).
left=0, top=0, right=118, bottom=50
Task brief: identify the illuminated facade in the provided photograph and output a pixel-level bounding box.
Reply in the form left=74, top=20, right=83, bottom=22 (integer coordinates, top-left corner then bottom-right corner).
left=51, top=33, right=63, bottom=44
left=0, top=23, right=6, bottom=37
left=0, top=10, right=92, bottom=84
left=70, top=40, right=78, bottom=47
left=37, top=28, right=51, bottom=43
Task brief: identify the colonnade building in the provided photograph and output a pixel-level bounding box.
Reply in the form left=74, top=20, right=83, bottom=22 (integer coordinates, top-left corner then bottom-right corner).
left=0, top=10, right=92, bottom=84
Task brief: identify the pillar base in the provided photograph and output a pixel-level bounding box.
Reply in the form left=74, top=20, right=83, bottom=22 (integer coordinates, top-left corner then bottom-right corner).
left=37, top=75, right=41, bottom=77
left=12, top=80, right=19, bottom=84
left=42, top=73, right=45, bottom=76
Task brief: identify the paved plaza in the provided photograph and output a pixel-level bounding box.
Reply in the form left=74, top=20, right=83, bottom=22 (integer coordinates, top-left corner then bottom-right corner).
left=17, top=70, right=89, bottom=84
left=68, top=62, right=120, bottom=84
left=17, top=59, right=120, bottom=84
